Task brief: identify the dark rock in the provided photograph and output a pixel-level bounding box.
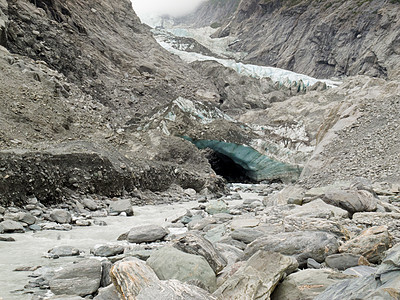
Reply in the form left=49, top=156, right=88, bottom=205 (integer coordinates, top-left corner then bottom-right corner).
left=0, top=235, right=15, bottom=241
left=48, top=246, right=80, bottom=257
left=49, top=259, right=102, bottom=296
left=91, top=244, right=125, bottom=257
left=100, top=260, right=112, bottom=287
left=244, top=231, right=339, bottom=267
left=127, top=225, right=168, bottom=243
left=172, top=232, right=227, bottom=274
left=307, top=258, right=321, bottom=269
left=325, top=253, right=366, bottom=270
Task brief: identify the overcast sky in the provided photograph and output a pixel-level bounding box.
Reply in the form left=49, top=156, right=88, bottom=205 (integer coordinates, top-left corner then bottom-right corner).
left=130, top=0, right=205, bottom=18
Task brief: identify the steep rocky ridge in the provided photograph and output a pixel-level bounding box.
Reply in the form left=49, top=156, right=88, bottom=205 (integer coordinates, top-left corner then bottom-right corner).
left=192, top=0, right=400, bottom=80
left=5, top=0, right=219, bottom=118
left=175, top=0, right=240, bottom=28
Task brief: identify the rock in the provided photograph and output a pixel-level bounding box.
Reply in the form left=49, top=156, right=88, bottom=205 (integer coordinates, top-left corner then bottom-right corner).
left=376, top=243, right=400, bottom=277
left=325, top=253, right=367, bottom=270
left=110, top=258, right=215, bottom=299
left=147, top=246, right=217, bottom=292
left=339, top=225, right=393, bottom=264
left=343, top=266, right=377, bottom=277
left=29, top=224, right=41, bottom=231
left=100, top=260, right=113, bottom=288
left=49, top=259, right=102, bottom=296
left=172, top=232, right=227, bottom=274
left=0, top=220, right=24, bottom=233
left=307, top=258, right=321, bottom=269
left=230, top=218, right=260, bottom=230
left=41, top=222, right=72, bottom=231
left=0, top=236, right=15, bottom=241
left=286, top=199, right=349, bottom=219
left=271, top=268, right=352, bottom=300
left=75, top=219, right=91, bottom=226
left=244, top=231, right=339, bottom=267
left=109, top=200, right=133, bottom=216
left=230, top=228, right=264, bottom=244
left=187, top=217, right=216, bottom=231
left=184, top=188, right=197, bottom=197
left=50, top=209, right=72, bottom=224
left=204, top=224, right=226, bottom=243
left=48, top=246, right=80, bottom=257
left=18, top=212, right=36, bottom=225
left=81, top=198, right=98, bottom=211
left=323, top=189, right=378, bottom=214
left=127, top=225, right=168, bottom=243
left=213, top=251, right=298, bottom=300
left=91, top=243, right=125, bottom=257
left=206, top=200, right=229, bottom=215
left=94, top=285, right=120, bottom=300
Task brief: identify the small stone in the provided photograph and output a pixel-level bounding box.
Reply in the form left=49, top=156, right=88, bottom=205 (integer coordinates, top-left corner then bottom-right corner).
left=91, top=243, right=125, bottom=257
left=0, top=236, right=16, bottom=242
left=48, top=246, right=80, bottom=257
left=81, top=198, right=98, bottom=211
left=126, top=225, right=167, bottom=243
left=206, top=200, right=229, bottom=215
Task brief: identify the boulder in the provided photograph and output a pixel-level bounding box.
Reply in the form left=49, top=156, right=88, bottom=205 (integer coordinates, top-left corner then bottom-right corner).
left=0, top=220, right=24, bottom=233
left=271, top=268, right=352, bottom=300
left=127, top=225, right=168, bottom=243
left=91, top=244, right=125, bottom=257
left=230, top=218, right=260, bottom=230
left=244, top=231, right=339, bottom=267
left=339, top=225, right=393, bottom=264
left=49, top=259, right=102, bottom=296
left=48, top=246, right=80, bottom=257
left=18, top=212, right=36, bottom=225
left=285, top=199, right=349, bottom=219
left=110, top=258, right=215, bottom=300
left=147, top=246, right=217, bottom=292
left=205, top=200, right=229, bottom=215
left=325, top=253, right=368, bottom=270
left=323, top=189, right=377, bottom=214
left=230, top=228, right=264, bottom=244
left=81, top=198, right=98, bottom=211
left=50, top=209, right=72, bottom=224
left=109, top=200, right=133, bottom=216
left=213, top=251, right=298, bottom=300
left=172, top=232, right=227, bottom=274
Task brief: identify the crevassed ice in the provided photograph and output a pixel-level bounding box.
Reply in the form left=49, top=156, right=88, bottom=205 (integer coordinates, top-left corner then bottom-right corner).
left=157, top=37, right=342, bottom=88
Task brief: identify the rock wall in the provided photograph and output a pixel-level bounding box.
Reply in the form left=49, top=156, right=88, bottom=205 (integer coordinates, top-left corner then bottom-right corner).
left=5, top=0, right=218, bottom=118
left=209, top=0, right=400, bottom=80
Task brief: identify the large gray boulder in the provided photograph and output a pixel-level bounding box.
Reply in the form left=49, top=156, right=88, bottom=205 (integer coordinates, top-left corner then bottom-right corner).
left=0, top=220, right=24, bottom=233
left=49, top=259, right=102, bottom=296
left=91, top=243, right=125, bottom=257
left=323, top=189, right=377, bottom=215
left=172, top=232, right=227, bottom=274
left=147, top=246, right=217, bottom=292
left=109, top=200, right=133, bottom=216
left=271, top=268, right=352, bottom=300
left=213, top=251, right=298, bottom=300
left=127, top=224, right=168, bottom=243
left=50, top=209, right=72, bottom=224
left=339, top=225, right=393, bottom=264
left=244, top=231, right=339, bottom=267
left=110, top=258, right=215, bottom=300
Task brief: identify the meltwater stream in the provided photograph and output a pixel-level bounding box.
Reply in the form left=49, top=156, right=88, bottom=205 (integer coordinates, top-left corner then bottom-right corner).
left=0, top=201, right=199, bottom=299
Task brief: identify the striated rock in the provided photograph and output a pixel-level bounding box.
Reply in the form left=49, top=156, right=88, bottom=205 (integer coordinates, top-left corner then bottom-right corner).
left=244, top=231, right=339, bottom=267
left=339, top=225, right=393, bottom=264
left=109, top=200, right=133, bottom=216
left=111, top=258, right=215, bottom=299
left=323, top=189, right=377, bottom=214
left=49, top=259, right=102, bottom=296
left=126, top=225, right=168, bottom=244
left=172, top=232, right=227, bottom=274
left=271, top=268, right=352, bottom=300
left=50, top=209, right=72, bottom=224
left=147, top=246, right=217, bottom=292
left=213, top=250, right=298, bottom=300
left=0, top=219, right=24, bottom=233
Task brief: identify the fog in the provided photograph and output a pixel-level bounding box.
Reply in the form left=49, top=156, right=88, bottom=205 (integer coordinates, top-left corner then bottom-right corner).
left=131, top=0, right=205, bottom=19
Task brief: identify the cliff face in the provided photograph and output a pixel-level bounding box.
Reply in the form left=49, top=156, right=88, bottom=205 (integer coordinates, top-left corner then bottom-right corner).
left=210, top=0, right=400, bottom=79
left=175, top=0, right=240, bottom=28
left=5, top=0, right=218, bottom=117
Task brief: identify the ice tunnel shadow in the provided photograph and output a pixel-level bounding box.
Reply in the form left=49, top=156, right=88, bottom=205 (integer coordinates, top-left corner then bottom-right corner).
left=204, top=149, right=257, bottom=183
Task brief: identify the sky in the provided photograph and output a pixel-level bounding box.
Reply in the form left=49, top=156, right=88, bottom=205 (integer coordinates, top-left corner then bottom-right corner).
left=130, top=0, right=205, bottom=19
